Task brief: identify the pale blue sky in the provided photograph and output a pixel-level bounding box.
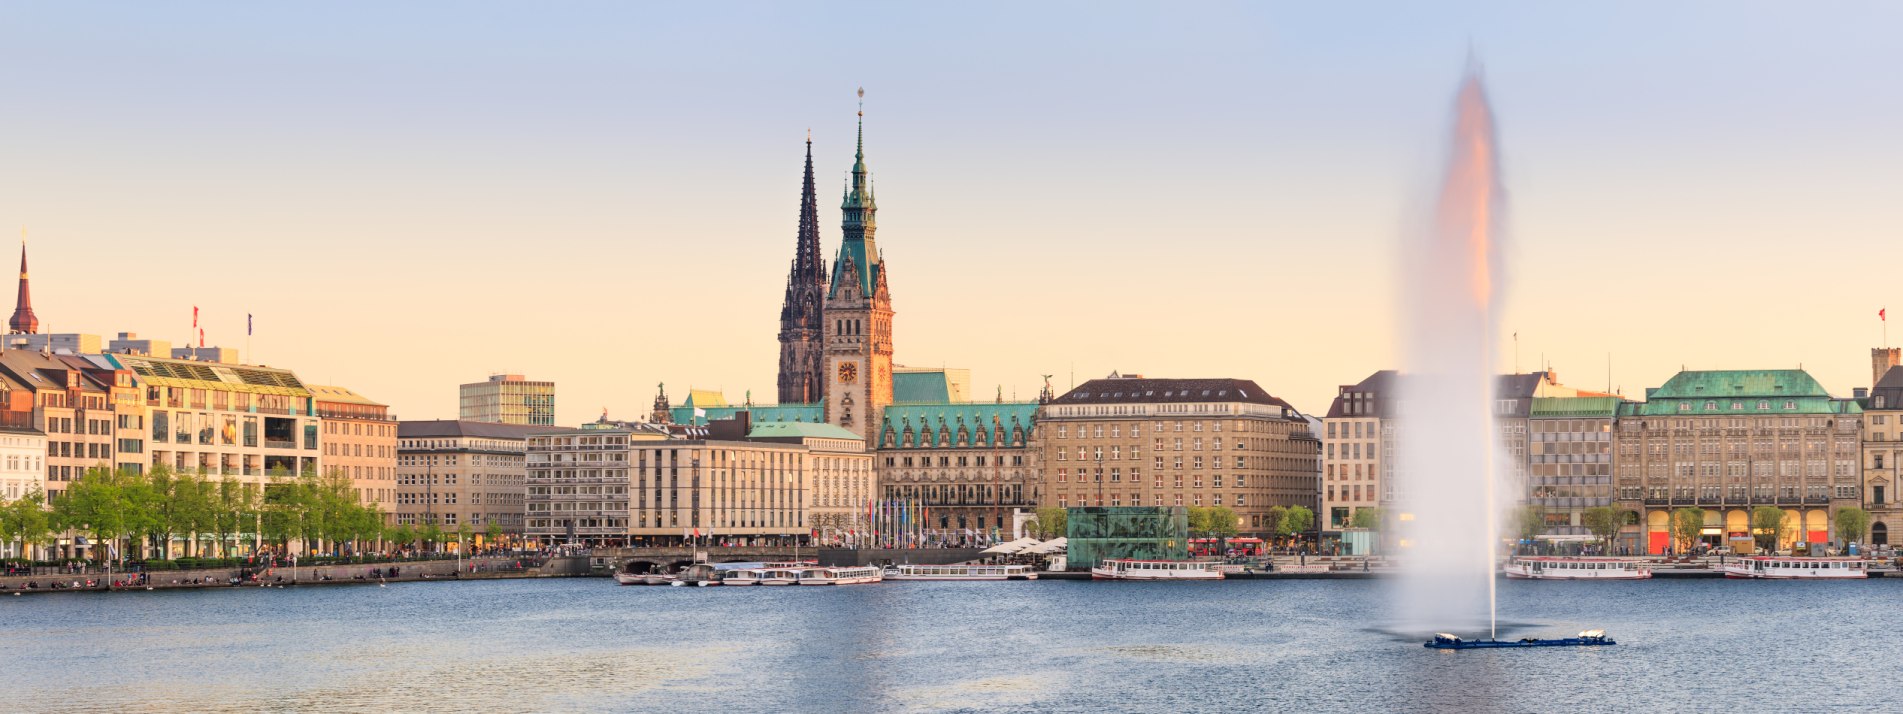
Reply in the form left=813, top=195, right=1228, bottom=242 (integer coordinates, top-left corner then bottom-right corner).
left=1, top=2, right=1898, bottom=422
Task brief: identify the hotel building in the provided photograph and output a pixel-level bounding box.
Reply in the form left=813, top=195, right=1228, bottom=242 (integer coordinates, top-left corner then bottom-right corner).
left=1614, top=369, right=1861, bottom=554
left=1036, top=375, right=1319, bottom=537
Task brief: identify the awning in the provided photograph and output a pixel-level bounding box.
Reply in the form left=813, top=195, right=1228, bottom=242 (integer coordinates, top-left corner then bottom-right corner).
left=1022, top=537, right=1068, bottom=555
left=980, top=537, right=1041, bottom=555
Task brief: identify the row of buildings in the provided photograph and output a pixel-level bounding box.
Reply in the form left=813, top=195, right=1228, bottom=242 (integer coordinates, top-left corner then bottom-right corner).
left=6, top=96, right=1899, bottom=559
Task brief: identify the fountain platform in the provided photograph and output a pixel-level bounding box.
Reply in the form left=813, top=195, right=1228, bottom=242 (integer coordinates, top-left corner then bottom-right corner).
left=1425, top=630, right=1616, bottom=650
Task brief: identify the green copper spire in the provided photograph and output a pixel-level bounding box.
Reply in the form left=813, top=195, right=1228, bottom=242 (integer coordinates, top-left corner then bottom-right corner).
left=831, top=87, right=880, bottom=298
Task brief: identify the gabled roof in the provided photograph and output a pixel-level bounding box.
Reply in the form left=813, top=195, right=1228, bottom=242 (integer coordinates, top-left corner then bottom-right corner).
left=893, top=371, right=949, bottom=404
left=309, top=384, right=386, bottom=407
left=879, top=401, right=1040, bottom=449
left=1621, top=369, right=1857, bottom=416
left=1053, top=377, right=1295, bottom=411
left=397, top=420, right=567, bottom=439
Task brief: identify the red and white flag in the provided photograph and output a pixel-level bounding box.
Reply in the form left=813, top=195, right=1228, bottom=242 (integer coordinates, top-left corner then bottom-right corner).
left=192, top=306, right=199, bottom=328
left=1882, top=308, right=1888, bottom=321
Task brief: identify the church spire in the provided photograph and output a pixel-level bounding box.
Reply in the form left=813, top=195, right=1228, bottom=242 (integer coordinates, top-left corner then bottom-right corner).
left=777, top=133, right=829, bottom=405
left=9, top=233, right=37, bottom=335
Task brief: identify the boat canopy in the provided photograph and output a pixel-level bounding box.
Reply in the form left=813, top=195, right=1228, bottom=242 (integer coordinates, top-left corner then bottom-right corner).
left=1579, top=630, right=1605, bottom=638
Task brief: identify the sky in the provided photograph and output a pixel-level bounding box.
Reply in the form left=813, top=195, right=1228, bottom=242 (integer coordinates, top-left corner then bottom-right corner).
left=0, top=2, right=1898, bottom=424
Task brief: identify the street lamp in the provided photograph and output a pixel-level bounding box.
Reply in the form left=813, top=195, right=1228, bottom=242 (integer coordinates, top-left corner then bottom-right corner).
left=1095, top=450, right=1104, bottom=507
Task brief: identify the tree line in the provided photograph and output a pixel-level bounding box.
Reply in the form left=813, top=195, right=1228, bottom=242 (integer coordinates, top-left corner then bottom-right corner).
left=0, top=466, right=503, bottom=563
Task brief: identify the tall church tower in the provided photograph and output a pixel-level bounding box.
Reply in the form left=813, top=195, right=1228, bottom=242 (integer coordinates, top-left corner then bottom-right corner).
left=777, top=135, right=829, bottom=404
left=823, top=89, right=894, bottom=437
left=9, top=240, right=37, bottom=335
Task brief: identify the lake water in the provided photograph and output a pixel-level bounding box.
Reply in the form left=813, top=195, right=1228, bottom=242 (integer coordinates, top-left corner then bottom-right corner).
left=3, top=576, right=1886, bottom=713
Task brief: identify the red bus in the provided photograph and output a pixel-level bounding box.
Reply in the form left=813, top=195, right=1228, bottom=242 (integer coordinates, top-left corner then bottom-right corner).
left=1190, top=537, right=1263, bottom=557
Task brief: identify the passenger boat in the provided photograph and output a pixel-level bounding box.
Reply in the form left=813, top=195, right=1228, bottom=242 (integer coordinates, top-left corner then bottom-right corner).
left=720, top=569, right=763, bottom=586
left=796, top=565, right=883, bottom=585
left=1503, top=556, right=1651, bottom=580
left=1089, top=559, right=1224, bottom=580
left=1425, top=630, right=1617, bottom=650
left=883, top=564, right=1038, bottom=581
left=758, top=567, right=801, bottom=586
left=1721, top=556, right=1868, bottom=579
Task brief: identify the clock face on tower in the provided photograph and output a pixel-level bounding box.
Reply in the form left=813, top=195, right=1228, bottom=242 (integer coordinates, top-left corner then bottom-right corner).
left=837, top=362, right=858, bottom=384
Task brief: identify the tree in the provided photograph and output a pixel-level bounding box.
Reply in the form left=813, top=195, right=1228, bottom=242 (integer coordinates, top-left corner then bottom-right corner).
left=1282, top=506, right=1315, bottom=540
left=1834, top=507, right=1873, bottom=548
left=56, top=467, right=135, bottom=563
left=485, top=522, right=504, bottom=549
left=1670, top=507, right=1706, bottom=553
left=1204, top=507, right=1240, bottom=538
left=1349, top=507, right=1382, bottom=531
left=1750, top=506, right=1789, bottom=554
left=457, top=522, right=474, bottom=553
left=0, top=488, right=53, bottom=560
left=1264, top=506, right=1287, bottom=541
left=1033, top=507, right=1068, bottom=540
left=1513, top=505, right=1547, bottom=543
left=1581, top=506, right=1627, bottom=551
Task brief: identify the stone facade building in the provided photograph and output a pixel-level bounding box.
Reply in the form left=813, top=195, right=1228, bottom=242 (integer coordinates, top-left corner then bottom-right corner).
left=397, top=420, right=560, bottom=543
left=1527, top=396, right=1621, bottom=536
left=313, top=385, right=399, bottom=523
left=1859, top=350, right=1903, bottom=548
left=873, top=401, right=1041, bottom=537
left=524, top=413, right=868, bottom=547
left=1037, top=375, right=1319, bottom=537
left=1614, top=369, right=1861, bottom=554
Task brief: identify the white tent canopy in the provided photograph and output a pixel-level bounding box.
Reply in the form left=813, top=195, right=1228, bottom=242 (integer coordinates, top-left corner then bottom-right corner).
left=981, top=537, right=1041, bottom=555
left=1022, top=537, right=1068, bottom=555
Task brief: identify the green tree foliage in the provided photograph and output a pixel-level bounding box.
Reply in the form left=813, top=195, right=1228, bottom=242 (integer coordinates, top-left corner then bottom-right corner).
left=0, top=488, right=54, bottom=558
left=1033, top=507, right=1068, bottom=540
left=44, top=467, right=386, bottom=561
left=1264, top=506, right=1287, bottom=539
left=1750, top=506, right=1789, bottom=554
left=1581, top=506, right=1627, bottom=550
left=1670, top=507, right=1706, bottom=553
left=1281, top=505, right=1315, bottom=538
left=1349, top=507, right=1382, bottom=531
left=485, top=522, right=504, bottom=547
left=1513, top=505, right=1547, bottom=542
left=1204, top=507, right=1240, bottom=538
left=1834, top=507, right=1872, bottom=547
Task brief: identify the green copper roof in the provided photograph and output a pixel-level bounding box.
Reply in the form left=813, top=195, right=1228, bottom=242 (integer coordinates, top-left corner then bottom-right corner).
left=893, top=371, right=950, bottom=404
left=747, top=421, right=862, bottom=440
left=1621, top=370, right=1859, bottom=417
left=669, top=403, right=822, bottom=426
left=1530, top=396, right=1622, bottom=419
left=879, top=401, right=1039, bottom=449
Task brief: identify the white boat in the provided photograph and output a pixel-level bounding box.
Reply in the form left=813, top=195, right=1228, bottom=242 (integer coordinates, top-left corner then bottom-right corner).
left=720, top=569, right=763, bottom=586
left=1090, top=559, right=1224, bottom=580
left=1503, top=557, right=1651, bottom=580
left=795, top=565, right=883, bottom=585
left=613, top=571, right=644, bottom=585
left=1722, top=556, right=1868, bottom=579
left=758, top=567, right=800, bottom=586
left=883, top=564, right=1039, bottom=581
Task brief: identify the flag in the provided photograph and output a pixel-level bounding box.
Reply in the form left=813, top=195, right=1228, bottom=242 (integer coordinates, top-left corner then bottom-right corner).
left=1883, top=308, right=1888, bottom=322
left=192, top=306, right=198, bottom=328
left=248, top=313, right=253, bottom=336
left=198, top=328, right=204, bottom=348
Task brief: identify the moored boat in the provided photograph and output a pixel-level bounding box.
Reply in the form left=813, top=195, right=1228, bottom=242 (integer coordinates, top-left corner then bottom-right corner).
left=796, top=565, right=883, bottom=585
left=1090, top=559, right=1224, bottom=581
left=613, top=571, right=645, bottom=586
left=1722, top=556, right=1868, bottom=579
left=883, top=564, right=1038, bottom=581
left=1503, top=556, right=1651, bottom=580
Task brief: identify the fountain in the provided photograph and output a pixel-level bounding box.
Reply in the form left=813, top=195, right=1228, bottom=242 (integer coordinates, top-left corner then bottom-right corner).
left=1393, top=64, right=1510, bottom=640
